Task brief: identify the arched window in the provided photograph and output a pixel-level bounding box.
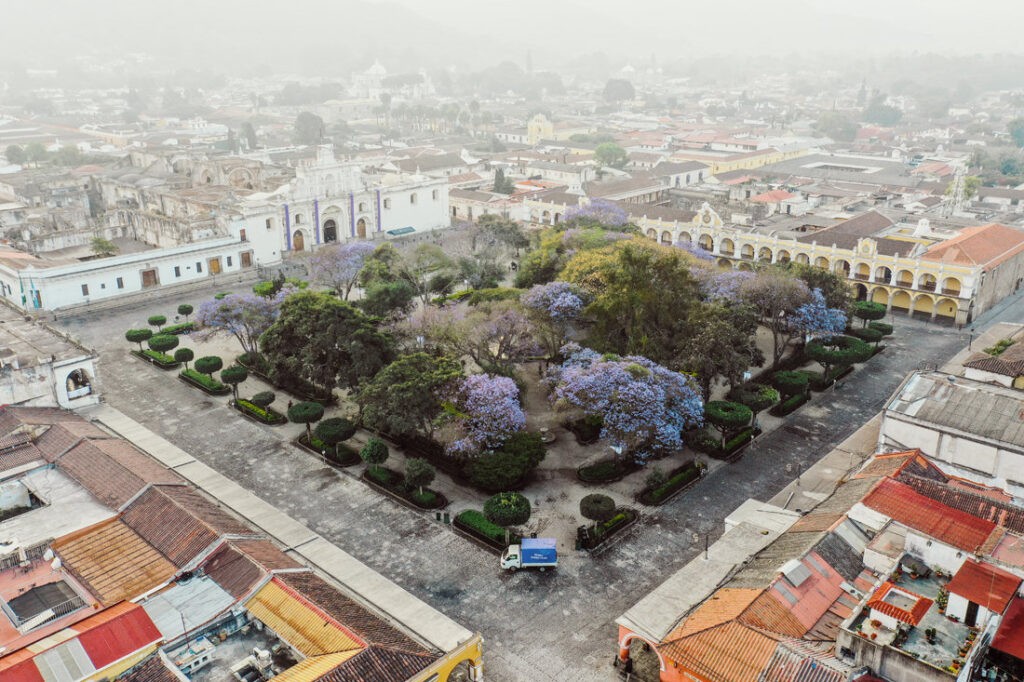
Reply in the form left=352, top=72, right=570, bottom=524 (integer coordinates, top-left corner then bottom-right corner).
left=358, top=202, right=367, bottom=212
left=294, top=214, right=303, bottom=225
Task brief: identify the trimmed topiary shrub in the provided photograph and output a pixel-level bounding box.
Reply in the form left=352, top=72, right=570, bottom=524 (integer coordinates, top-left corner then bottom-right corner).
left=360, top=437, right=389, bottom=473
left=852, top=301, right=887, bottom=327
left=251, top=391, right=276, bottom=408
left=288, top=401, right=325, bottom=441
left=806, top=335, right=872, bottom=381
left=174, top=347, right=194, bottom=370
left=125, top=328, right=153, bottom=351
left=147, top=315, right=167, bottom=330
left=869, top=321, right=893, bottom=336
left=484, top=492, right=531, bottom=527
left=404, top=458, right=436, bottom=495
left=772, top=370, right=809, bottom=398
left=580, top=494, right=616, bottom=524
left=221, top=365, right=248, bottom=398
left=177, top=304, right=193, bottom=321
left=727, top=384, right=779, bottom=425
left=705, top=401, right=753, bottom=448
left=848, top=326, right=885, bottom=345
left=194, top=355, right=223, bottom=378
left=314, top=417, right=357, bottom=448
left=147, top=334, right=179, bottom=354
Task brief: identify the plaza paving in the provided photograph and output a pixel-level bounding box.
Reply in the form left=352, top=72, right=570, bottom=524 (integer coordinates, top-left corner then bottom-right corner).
left=57, top=282, right=1024, bottom=681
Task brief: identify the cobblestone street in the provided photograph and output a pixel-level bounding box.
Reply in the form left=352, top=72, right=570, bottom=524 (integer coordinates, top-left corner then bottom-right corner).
left=58, top=285, right=1022, bottom=681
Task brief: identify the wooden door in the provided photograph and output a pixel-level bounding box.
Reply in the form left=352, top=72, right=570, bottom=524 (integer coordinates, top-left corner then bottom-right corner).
left=293, top=230, right=305, bottom=251
left=141, top=269, right=158, bottom=288
left=241, top=251, right=252, bottom=268
left=208, top=257, right=222, bottom=275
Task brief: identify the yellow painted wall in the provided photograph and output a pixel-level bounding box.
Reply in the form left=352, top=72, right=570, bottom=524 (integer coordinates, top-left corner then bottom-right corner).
left=408, top=633, right=485, bottom=682
left=85, top=643, right=160, bottom=681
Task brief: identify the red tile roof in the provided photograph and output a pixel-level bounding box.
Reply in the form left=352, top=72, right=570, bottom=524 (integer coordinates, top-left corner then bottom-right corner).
left=750, top=189, right=796, bottom=203
left=992, top=597, right=1024, bottom=660
left=921, top=223, right=1024, bottom=270
left=861, top=478, right=996, bottom=552
left=866, top=582, right=933, bottom=626
left=946, top=559, right=1021, bottom=614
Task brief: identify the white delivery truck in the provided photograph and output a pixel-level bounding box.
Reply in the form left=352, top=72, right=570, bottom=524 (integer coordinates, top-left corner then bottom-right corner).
left=501, top=537, right=558, bottom=572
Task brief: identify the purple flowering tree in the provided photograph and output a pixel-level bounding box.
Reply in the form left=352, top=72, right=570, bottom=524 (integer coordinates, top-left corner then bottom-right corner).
left=308, top=241, right=377, bottom=300
left=563, top=198, right=630, bottom=230
left=194, top=291, right=284, bottom=356
left=547, top=344, right=704, bottom=464
left=675, top=241, right=715, bottom=262
left=443, top=374, right=527, bottom=457
left=699, top=269, right=756, bottom=302
left=788, top=288, right=848, bottom=339
left=521, top=282, right=587, bottom=358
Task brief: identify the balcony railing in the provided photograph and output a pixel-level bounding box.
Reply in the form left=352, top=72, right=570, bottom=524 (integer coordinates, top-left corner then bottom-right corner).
left=941, top=288, right=962, bottom=297
left=719, top=250, right=734, bottom=256
left=919, top=282, right=936, bottom=292
left=853, top=274, right=869, bottom=281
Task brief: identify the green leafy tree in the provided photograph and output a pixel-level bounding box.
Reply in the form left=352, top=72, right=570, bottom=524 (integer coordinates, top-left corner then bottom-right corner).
left=147, top=334, right=179, bottom=354
left=240, top=121, right=257, bottom=149
left=360, top=437, right=389, bottom=474
left=357, top=353, right=463, bottom=438
left=25, top=142, right=47, bottom=165
left=562, top=238, right=701, bottom=366
left=863, top=93, right=902, bottom=125
left=405, top=458, right=436, bottom=495
left=125, top=328, right=153, bottom=351
left=595, top=142, right=628, bottom=169
left=483, top=492, right=531, bottom=526
left=1009, top=118, right=1024, bottom=148
left=261, top=291, right=394, bottom=392
left=293, top=111, right=324, bottom=145
left=220, top=365, right=248, bottom=399
left=174, top=347, right=194, bottom=369
left=477, top=214, right=529, bottom=252
left=4, top=145, right=26, bottom=165
left=772, top=370, right=809, bottom=398
left=359, top=280, right=417, bottom=317
left=679, top=304, right=763, bottom=401
left=288, top=401, right=325, bottom=441
left=194, top=356, right=224, bottom=379
left=147, top=315, right=167, bottom=331
left=815, top=112, right=858, bottom=142
left=780, top=262, right=852, bottom=313
left=603, top=79, right=635, bottom=102
left=727, top=384, right=779, bottom=426
left=88, top=236, right=118, bottom=258
left=177, top=304, right=193, bottom=322
left=493, top=167, right=514, bottom=194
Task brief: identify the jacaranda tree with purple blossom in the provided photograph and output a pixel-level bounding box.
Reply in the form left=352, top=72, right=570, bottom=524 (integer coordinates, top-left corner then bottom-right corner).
left=675, top=241, right=715, bottom=262
left=548, top=344, right=704, bottom=464
left=194, top=291, right=284, bottom=357
left=443, top=374, right=526, bottom=457
left=562, top=198, right=630, bottom=230
left=308, top=241, right=377, bottom=300
left=698, top=268, right=756, bottom=302
left=788, top=288, right=848, bottom=340
left=521, top=282, right=587, bottom=358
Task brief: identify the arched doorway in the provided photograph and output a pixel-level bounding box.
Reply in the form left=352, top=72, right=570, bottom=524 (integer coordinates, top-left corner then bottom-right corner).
left=740, top=244, right=755, bottom=260
left=777, top=250, right=791, bottom=263
left=292, top=230, right=306, bottom=251
left=875, top=266, right=892, bottom=284
left=323, top=219, right=338, bottom=243
left=698, top=234, right=714, bottom=251
left=717, top=258, right=733, bottom=268
left=936, top=298, right=959, bottom=321
left=661, top=231, right=672, bottom=244
left=646, top=228, right=657, bottom=239
left=795, top=253, right=810, bottom=265
left=871, top=287, right=890, bottom=306
left=833, top=259, right=851, bottom=277
left=913, top=294, right=935, bottom=319
left=854, top=263, right=870, bottom=281
left=66, top=369, right=92, bottom=399
left=758, top=247, right=773, bottom=262
left=719, top=238, right=735, bottom=256
left=854, top=283, right=868, bottom=301
left=677, top=232, right=692, bottom=244
left=814, top=256, right=829, bottom=269
left=357, top=218, right=367, bottom=239
left=617, top=634, right=665, bottom=682
left=891, top=290, right=912, bottom=313
left=941, top=277, right=961, bottom=297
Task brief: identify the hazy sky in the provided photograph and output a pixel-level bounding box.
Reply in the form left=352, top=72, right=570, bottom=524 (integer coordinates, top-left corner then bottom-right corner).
left=1, top=0, right=1021, bottom=76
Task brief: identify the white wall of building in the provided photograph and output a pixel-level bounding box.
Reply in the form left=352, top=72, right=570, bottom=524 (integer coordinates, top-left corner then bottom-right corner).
left=903, top=531, right=968, bottom=575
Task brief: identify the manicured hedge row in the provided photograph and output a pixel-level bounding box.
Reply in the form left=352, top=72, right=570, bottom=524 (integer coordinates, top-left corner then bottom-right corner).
left=294, top=433, right=361, bottom=466
left=233, top=398, right=287, bottom=425
left=361, top=465, right=447, bottom=510
left=769, top=392, right=810, bottom=417
left=454, top=510, right=521, bottom=549
left=179, top=368, right=231, bottom=395
left=131, top=349, right=180, bottom=370
left=637, top=463, right=702, bottom=506
left=577, top=458, right=640, bottom=484
left=162, top=322, right=195, bottom=335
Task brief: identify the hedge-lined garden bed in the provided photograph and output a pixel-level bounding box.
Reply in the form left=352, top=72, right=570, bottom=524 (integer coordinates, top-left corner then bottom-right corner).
left=236, top=353, right=336, bottom=406
left=295, top=433, right=361, bottom=466
left=162, top=322, right=195, bottom=335
left=769, top=393, right=810, bottom=417
left=453, top=510, right=521, bottom=552
left=178, top=369, right=231, bottom=395
left=232, top=398, right=287, bottom=425
left=579, top=507, right=638, bottom=551
left=577, top=457, right=641, bottom=484
left=692, top=426, right=759, bottom=461
left=131, top=349, right=180, bottom=370
left=361, top=466, right=448, bottom=510
left=637, top=462, right=703, bottom=506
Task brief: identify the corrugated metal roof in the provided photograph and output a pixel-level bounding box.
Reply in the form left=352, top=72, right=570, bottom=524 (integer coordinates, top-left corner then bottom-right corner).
left=141, top=575, right=236, bottom=642
left=245, top=579, right=364, bottom=657
left=53, top=518, right=176, bottom=606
